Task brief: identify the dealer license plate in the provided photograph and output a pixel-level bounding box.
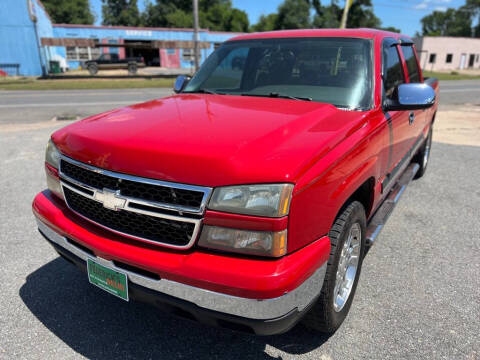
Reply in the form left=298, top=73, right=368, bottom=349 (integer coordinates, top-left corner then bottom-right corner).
left=87, top=258, right=129, bottom=301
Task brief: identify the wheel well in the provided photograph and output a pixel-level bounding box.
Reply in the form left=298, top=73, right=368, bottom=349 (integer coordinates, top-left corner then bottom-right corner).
left=336, top=177, right=375, bottom=221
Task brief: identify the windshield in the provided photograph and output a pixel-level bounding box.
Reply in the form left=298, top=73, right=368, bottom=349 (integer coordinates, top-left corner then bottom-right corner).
left=183, top=37, right=373, bottom=110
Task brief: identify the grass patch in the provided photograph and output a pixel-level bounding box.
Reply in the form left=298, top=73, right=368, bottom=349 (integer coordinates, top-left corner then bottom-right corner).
left=423, top=71, right=480, bottom=81
left=0, top=78, right=174, bottom=90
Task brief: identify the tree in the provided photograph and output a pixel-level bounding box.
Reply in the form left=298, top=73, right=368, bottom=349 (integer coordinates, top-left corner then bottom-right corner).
left=227, top=9, right=250, bottom=32
left=141, top=0, right=249, bottom=31
left=102, top=0, right=142, bottom=26
left=251, top=14, right=278, bottom=32
left=312, top=1, right=341, bottom=28
left=379, top=26, right=401, bottom=33
left=275, top=0, right=311, bottom=29
left=346, top=0, right=381, bottom=28
left=465, top=0, right=480, bottom=36
left=41, top=0, right=94, bottom=24
left=420, top=8, right=472, bottom=37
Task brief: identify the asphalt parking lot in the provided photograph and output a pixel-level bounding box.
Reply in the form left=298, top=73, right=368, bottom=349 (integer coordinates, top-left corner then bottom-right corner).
left=0, top=82, right=479, bottom=359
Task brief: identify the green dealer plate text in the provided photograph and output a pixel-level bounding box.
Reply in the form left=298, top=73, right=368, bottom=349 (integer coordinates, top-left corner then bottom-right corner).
left=87, top=258, right=129, bottom=301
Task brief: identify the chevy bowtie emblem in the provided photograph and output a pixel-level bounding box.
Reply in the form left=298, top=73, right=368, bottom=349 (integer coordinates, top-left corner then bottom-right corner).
left=94, top=188, right=126, bottom=211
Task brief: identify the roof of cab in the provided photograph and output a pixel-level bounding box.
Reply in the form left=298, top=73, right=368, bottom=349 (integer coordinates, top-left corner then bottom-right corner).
left=228, top=28, right=406, bottom=42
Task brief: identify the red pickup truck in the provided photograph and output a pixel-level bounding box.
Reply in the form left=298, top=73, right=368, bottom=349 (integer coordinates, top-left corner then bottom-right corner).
left=33, top=29, right=438, bottom=335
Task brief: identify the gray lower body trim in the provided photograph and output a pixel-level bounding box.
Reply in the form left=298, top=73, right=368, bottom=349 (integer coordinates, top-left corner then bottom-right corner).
left=36, top=219, right=326, bottom=320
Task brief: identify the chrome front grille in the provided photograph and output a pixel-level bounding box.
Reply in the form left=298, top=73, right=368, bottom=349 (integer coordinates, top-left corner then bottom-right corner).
left=59, top=156, right=212, bottom=249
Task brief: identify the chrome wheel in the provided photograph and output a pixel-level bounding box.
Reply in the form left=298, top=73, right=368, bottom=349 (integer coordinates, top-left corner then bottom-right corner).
left=333, top=222, right=361, bottom=312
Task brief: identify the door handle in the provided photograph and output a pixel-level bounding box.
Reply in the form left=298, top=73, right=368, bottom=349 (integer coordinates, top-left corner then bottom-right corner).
left=409, top=112, right=415, bottom=125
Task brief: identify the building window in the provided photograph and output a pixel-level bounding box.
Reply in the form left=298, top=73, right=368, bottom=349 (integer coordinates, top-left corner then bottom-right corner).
left=429, top=53, right=436, bottom=64
left=90, top=47, right=101, bottom=60
left=66, top=47, right=77, bottom=60
left=476, top=54, right=479, bottom=62
left=182, top=48, right=194, bottom=61
left=77, top=47, right=89, bottom=60
left=66, top=46, right=101, bottom=61
left=446, top=54, right=453, bottom=63
left=166, top=49, right=175, bottom=55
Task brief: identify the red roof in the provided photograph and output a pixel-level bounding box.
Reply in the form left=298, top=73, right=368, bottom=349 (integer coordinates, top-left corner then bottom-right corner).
left=229, top=28, right=407, bottom=42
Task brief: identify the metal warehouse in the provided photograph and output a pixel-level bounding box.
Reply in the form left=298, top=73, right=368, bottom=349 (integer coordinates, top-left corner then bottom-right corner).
left=0, top=0, right=240, bottom=76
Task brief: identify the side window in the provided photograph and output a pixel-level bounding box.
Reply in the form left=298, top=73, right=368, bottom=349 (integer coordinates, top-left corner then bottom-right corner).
left=401, top=45, right=421, bottom=83
left=383, top=45, right=404, bottom=99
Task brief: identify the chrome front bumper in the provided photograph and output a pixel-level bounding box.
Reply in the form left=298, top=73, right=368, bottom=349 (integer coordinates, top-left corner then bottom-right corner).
left=37, top=219, right=326, bottom=320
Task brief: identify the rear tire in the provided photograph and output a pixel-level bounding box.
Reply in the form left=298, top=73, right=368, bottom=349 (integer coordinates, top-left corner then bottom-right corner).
left=302, top=201, right=366, bottom=333
left=413, top=125, right=433, bottom=179
left=128, top=63, right=138, bottom=75
left=87, top=63, right=98, bottom=75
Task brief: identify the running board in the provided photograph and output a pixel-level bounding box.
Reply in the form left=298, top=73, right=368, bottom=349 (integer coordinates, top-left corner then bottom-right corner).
left=365, top=163, right=420, bottom=246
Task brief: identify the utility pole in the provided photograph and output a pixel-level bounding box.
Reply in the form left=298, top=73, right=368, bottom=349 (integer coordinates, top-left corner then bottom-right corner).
left=193, top=0, right=200, bottom=72
left=340, top=0, right=353, bottom=29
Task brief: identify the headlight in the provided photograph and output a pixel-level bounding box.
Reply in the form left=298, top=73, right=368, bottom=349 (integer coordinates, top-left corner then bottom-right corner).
left=45, top=139, right=60, bottom=169
left=45, top=139, right=63, bottom=199
left=198, top=225, right=287, bottom=257
left=208, top=184, right=294, bottom=217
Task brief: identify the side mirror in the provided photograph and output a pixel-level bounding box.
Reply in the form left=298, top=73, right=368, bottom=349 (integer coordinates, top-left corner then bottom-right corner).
left=173, top=75, right=190, bottom=93
left=385, top=83, right=435, bottom=111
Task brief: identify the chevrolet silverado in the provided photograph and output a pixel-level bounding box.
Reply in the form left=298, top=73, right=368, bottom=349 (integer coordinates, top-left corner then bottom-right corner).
left=33, top=29, right=438, bottom=335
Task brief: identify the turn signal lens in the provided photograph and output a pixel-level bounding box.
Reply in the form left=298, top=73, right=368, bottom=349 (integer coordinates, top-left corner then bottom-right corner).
left=199, top=225, right=287, bottom=257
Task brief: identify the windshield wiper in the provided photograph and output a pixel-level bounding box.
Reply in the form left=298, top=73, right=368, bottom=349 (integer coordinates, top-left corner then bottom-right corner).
left=334, top=105, right=366, bottom=111
left=183, top=89, right=224, bottom=95
left=241, top=92, right=312, bottom=101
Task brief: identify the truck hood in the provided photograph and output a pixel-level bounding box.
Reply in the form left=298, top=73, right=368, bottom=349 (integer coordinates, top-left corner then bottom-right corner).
left=52, top=94, right=368, bottom=187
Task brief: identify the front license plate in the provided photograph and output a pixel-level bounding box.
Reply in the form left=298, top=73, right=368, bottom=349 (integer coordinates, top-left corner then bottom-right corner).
left=87, top=258, right=129, bottom=301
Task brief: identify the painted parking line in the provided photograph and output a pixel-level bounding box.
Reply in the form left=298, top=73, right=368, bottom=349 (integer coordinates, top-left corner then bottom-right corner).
left=441, top=88, right=480, bottom=93
left=0, top=101, right=137, bottom=108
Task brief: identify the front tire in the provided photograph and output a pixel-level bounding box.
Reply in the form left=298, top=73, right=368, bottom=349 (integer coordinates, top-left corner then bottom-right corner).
left=302, top=201, right=366, bottom=333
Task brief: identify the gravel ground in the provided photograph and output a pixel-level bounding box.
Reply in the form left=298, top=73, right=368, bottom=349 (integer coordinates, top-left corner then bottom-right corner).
left=0, top=108, right=479, bottom=359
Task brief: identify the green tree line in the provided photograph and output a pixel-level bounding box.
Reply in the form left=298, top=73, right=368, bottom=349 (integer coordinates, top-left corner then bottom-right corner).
left=420, top=0, right=480, bottom=37
left=41, top=0, right=396, bottom=32
left=41, top=0, right=480, bottom=37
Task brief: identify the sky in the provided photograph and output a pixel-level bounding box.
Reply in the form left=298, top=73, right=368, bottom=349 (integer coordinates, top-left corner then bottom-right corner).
left=90, top=0, right=469, bottom=37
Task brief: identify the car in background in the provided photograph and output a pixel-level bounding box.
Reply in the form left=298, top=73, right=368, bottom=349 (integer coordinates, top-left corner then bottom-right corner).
left=84, top=53, right=145, bottom=75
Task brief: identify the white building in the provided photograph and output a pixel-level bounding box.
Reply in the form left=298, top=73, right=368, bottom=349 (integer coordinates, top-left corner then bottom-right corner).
left=414, top=36, right=480, bottom=71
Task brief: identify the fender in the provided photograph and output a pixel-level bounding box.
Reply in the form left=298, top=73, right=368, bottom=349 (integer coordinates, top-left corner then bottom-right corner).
left=287, top=110, right=388, bottom=252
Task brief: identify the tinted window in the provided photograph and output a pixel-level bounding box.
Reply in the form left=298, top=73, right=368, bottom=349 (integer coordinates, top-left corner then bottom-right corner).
left=202, top=47, right=249, bottom=89
left=184, top=38, right=373, bottom=110
left=402, top=45, right=421, bottom=82
left=383, top=45, right=404, bottom=99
